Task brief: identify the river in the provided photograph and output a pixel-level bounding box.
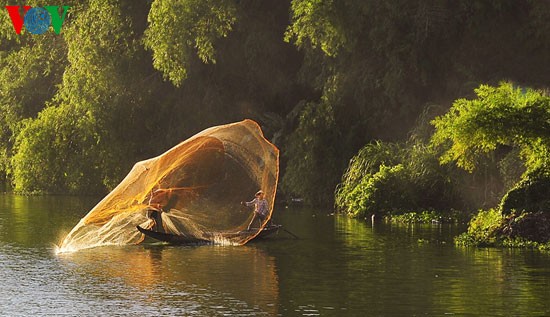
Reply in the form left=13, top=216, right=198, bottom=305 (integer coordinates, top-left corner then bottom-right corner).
left=1, top=193, right=549, bottom=316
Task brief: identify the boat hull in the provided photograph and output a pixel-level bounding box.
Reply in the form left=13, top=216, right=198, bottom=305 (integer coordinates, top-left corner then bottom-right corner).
left=136, top=224, right=282, bottom=245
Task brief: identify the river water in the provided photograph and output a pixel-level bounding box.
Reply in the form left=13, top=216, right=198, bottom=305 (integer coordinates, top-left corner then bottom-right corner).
left=1, top=193, right=549, bottom=316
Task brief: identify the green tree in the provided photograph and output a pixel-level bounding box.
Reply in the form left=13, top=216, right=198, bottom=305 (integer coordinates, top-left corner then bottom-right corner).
left=285, top=0, right=550, bottom=205
left=11, top=0, right=158, bottom=193
left=0, top=0, right=67, bottom=186
left=6, top=0, right=308, bottom=194
left=431, top=83, right=550, bottom=174
left=335, top=140, right=465, bottom=217
left=144, top=0, right=238, bottom=86
left=432, top=82, right=550, bottom=246
left=282, top=101, right=342, bottom=205
left=2, top=0, right=550, bottom=203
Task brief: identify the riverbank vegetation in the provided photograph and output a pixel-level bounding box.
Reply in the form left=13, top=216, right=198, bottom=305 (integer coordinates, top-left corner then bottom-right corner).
left=1, top=1, right=549, bottom=246
left=435, top=84, right=550, bottom=248
left=338, top=83, right=550, bottom=247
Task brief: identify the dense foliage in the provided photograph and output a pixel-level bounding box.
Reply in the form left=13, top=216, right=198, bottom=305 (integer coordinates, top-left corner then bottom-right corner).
left=144, top=0, right=238, bottom=85
left=338, top=81, right=550, bottom=250
left=454, top=209, right=550, bottom=251
left=431, top=83, right=550, bottom=247
left=432, top=83, right=550, bottom=210
left=0, top=0, right=549, bottom=210
left=281, top=0, right=550, bottom=205
left=431, top=83, right=550, bottom=173
left=334, top=140, right=466, bottom=217
left=1, top=0, right=306, bottom=194
left=500, top=168, right=550, bottom=215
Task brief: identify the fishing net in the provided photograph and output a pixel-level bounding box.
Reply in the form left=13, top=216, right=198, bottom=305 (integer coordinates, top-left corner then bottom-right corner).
left=58, top=119, right=279, bottom=252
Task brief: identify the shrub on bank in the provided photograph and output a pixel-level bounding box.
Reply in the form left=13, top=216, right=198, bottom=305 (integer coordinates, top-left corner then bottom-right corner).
left=386, top=209, right=468, bottom=224
left=500, top=167, right=550, bottom=215
left=335, top=141, right=464, bottom=218
left=455, top=209, right=550, bottom=251
left=337, top=83, right=550, bottom=249
left=454, top=209, right=503, bottom=247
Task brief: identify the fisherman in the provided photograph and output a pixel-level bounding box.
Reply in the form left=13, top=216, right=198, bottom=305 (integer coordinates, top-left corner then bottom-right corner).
left=146, top=188, right=177, bottom=233
left=147, top=207, right=164, bottom=232
left=241, top=190, right=269, bottom=230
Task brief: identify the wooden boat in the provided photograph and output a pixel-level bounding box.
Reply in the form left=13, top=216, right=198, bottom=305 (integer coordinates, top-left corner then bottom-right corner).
left=136, top=223, right=282, bottom=245
left=251, top=224, right=283, bottom=239
left=136, top=226, right=210, bottom=244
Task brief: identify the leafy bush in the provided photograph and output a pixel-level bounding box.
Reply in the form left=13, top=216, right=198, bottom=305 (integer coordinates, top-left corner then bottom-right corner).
left=338, top=164, right=407, bottom=217
left=431, top=83, right=550, bottom=174
left=335, top=140, right=463, bottom=217
left=454, top=209, right=503, bottom=247
left=11, top=106, right=106, bottom=194
left=455, top=209, right=550, bottom=249
left=334, top=141, right=404, bottom=215
left=432, top=83, right=550, bottom=248
left=387, top=210, right=466, bottom=224
left=500, top=167, right=550, bottom=215
left=501, top=238, right=550, bottom=251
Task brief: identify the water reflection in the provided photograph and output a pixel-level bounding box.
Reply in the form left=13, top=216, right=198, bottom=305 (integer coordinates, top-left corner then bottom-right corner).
left=440, top=247, right=550, bottom=316
left=2, top=194, right=550, bottom=316
left=0, top=194, right=98, bottom=246
left=333, top=215, right=550, bottom=316
left=58, top=244, right=279, bottom=315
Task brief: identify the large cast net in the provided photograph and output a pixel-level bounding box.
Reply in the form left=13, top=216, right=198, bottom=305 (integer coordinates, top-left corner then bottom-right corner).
left=58, top=120, right=279, bottom=252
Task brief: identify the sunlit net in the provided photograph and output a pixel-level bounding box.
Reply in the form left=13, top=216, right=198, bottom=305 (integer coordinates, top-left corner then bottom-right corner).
left=58, top=120, right=279, bottom=253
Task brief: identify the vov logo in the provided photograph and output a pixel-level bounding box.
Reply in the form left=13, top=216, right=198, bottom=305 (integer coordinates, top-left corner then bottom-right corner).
left=5, top=5, right=70, bottom=35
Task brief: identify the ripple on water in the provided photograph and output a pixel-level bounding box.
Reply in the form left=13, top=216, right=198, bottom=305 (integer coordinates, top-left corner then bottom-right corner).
left=1, top=243, right=274, bottom=316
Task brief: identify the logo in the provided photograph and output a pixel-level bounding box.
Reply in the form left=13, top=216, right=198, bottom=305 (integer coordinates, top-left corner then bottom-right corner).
left=5, top=5, right=70, bottom=35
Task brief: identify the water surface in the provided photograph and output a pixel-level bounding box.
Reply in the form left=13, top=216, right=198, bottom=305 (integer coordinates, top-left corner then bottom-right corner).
left=1, top=194, right=549, bottom=316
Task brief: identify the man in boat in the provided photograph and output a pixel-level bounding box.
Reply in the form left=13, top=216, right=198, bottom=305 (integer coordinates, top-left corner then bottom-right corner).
left=242, top=190, right=269, bottom=230
left=145, top=188, right=179, bottom=233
